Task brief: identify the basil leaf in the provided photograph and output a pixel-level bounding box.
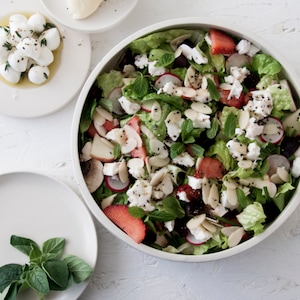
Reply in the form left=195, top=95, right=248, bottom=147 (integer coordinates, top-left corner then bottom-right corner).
left=63, top=255, right=93, bottom=283
left=155, top=53, right=175, bottom=67
left=42, top=260, right=69, bottom=288
left=42, top=238, right=65, bottom=258
left=129, top=206, right=146, bottom=218
left=29, top=243, right=42, bottom=262
left=236, top=188, right=252, bottom=209
left=206, top=117, right=219, bottom=139
left=224, top=111, right=237, bottom=138
left=207, top=78, right=220, bottom=101
left=0, top=264, right=23, bottom=293
left=10, top=235, right=39, bottom=256
left=149, top=210, right=177, bottom=222
left=162, top=196, right=185, bottom=219
left=187, top=144, right=204, bottom=157
left=143, top=93, right=188, bottom=112
left=181, top=119, right=202, bottom=143
left=25, top=266, right=50, bottom=294
left=170, top=142, right=185, bottom=159
left=132, top=75, right=149, bottom=98
left=113, top=143, right=121, bottom=159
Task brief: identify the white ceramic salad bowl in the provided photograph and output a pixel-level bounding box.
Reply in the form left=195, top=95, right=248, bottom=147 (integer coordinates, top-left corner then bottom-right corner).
left=71, top=18, right=300, bottom=262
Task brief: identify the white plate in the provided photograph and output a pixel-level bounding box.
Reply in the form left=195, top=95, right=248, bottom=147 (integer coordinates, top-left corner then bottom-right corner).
left=0, top=172, right=98, bottom=300
left=0, top=0, right=91, bottom=118
left=40, top=0, right=138, bottom=33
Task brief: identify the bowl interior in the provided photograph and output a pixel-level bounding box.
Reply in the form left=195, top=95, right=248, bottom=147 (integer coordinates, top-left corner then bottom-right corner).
left=71, top=18, right=300, bottom=262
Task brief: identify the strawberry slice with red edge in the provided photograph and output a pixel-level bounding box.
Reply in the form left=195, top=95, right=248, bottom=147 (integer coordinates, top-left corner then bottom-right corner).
left=210, top=29, right=236, bottom=55
left=195, top=157, right=226, bottom=179
left=126, top=115, right=141, bottom=135
left=219, top=88, right=245, bottom=109
left=103, top=204, right=146, bottom=243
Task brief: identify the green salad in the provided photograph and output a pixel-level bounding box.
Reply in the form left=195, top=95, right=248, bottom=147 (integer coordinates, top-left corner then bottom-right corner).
left=78, top=27, right=300, bottom=255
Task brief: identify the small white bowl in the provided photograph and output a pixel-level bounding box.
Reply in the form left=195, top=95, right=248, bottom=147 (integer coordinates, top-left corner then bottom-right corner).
left=71, top=18, right=300, bottom=262
left=41, top=0, right=138, bottom=33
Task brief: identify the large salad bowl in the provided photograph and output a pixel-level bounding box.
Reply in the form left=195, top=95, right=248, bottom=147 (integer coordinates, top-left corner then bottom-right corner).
left=71, top=18, right=300, bottom=262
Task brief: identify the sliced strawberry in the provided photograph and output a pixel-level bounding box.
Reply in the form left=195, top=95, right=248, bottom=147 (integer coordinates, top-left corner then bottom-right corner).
left=103, top=119, right=119, bottom=132
left=87, top=122, right=97, bottom=138
left=103, top=204, right=146, bottom=243
left=126, top=115, right=141, bottom=135
left=176, top=184, right=201, bottom=202
left=219, top=88, right=245, bottom=109
left=195, top=157, right=226, bottom=179
left=210, top=29, right=236, bottom=55
left=131, top=145, right=147, bottom=161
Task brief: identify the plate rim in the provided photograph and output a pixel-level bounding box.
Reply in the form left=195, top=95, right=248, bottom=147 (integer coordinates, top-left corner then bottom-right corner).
left=0, top=0, right=92, bottom=118
left=40, top=0, right=138, bottom=33
left=0, top=170, right=98, bottom=299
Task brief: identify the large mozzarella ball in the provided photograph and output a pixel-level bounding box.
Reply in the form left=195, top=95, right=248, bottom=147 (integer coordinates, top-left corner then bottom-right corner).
left=0, top=63, right=21, bottom=83
left=27, top=13, right=46, bottom=33
left=16, top=37, right=41, bottom=60
left=7, top=49, right=28, bottom=72
left=38, top=28, right=61, bottom=51
left=28, top=65, right=49, bottom=84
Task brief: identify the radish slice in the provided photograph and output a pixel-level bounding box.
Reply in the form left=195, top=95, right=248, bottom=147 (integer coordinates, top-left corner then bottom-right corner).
left=225, top=53, right=250, bottom=74
left=260, top=116, right=284, bottom=144
left=105, top=175, right=130, bottom=192
left=267, top=154, right=290, bottom=177
left=108, top=87, right=124, bottom=115
left=154, top=73, right=182, bottom=89
left=185, top=232, right=206, bottom=246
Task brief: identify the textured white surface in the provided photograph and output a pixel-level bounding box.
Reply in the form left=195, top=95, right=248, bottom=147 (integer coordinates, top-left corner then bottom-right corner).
left=1, top=0, right=300, bottom=299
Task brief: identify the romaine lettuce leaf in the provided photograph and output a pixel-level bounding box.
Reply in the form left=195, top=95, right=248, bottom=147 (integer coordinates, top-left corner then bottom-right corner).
left=129, top=29, right=195, bottom=54
left=252, top=53, right=282, bottom=75
left=236, top=202, right=266, bottom=235
left=96, top=70, right=124, bottom=98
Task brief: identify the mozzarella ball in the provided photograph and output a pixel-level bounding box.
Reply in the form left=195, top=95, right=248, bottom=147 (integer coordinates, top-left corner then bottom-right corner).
left=28, top=65, right=49, bottom=84
left=38, top=28, right=61, bottom=50
left=16, top=37, right=41, bottom=60
left=0, top=63, right=21, bottom=83
left=9, top=14, right=27, bottom=33
left=0, top=37, right=11, bottom=64
left=10, top=22, right=33, bottom=45
left=8, top=49, right=29, bottom=72
left=27, top=13, right=46, bottom=33
left=0, top=26, right=9, bottom=39
left=34, top=46, right=54, bottom=66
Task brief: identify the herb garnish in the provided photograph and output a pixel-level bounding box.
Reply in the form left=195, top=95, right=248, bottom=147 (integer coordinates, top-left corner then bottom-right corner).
left=0, top=235, right=93, bottom=300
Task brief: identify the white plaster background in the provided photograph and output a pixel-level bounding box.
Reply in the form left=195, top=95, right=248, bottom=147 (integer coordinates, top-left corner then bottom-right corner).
left=1, top=0, right=300, bottom=299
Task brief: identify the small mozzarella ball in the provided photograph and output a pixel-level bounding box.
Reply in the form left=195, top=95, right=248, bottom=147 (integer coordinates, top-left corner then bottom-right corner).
left=16, top=37, right=41, bottom=60
left=0, top=26, right=10, bottom=39
left=27, top=13, right=46, bottom=33
left=0, top=37, right=11, bottom=64
left=10, top=22, right=33, bottom=45
left=34, top=46, right=54, bottom=66
left=8, top=49, right=28, bottom=72
left=28, top=65, right=49, bottom=84
left=38, top=28, right=61, bottom=51
left=0, top=63, right=21, bottom=83
left=9, top=14, right=27, bottom=33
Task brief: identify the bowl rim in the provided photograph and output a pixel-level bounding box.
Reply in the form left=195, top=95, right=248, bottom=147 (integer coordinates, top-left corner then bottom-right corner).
left=71, top=17, right=300, bottom=262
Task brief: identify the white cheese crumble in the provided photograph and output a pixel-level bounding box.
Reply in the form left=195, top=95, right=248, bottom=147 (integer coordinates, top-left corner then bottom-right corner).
left=118, top=96, right=141, bottom=114
left=126, top=179, right=155, bottom=212
left=172, top=152, right=195, bottom=167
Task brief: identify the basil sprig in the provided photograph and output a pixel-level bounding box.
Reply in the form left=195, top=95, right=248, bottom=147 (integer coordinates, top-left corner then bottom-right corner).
left=0, top=235, right=93, bottom=300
